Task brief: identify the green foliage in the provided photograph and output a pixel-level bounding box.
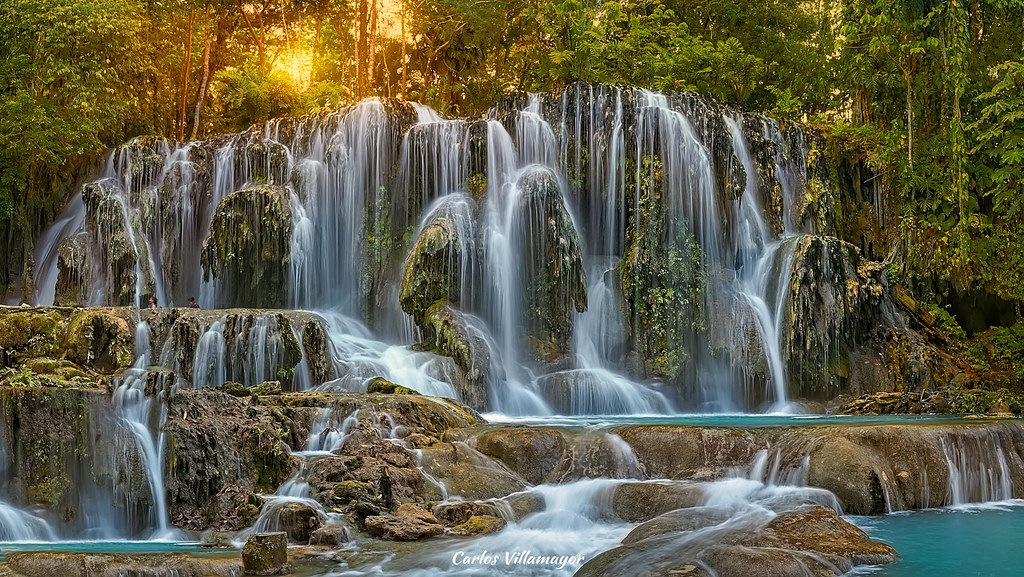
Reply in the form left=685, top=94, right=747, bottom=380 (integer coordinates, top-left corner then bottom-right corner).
left=213, top=66, right=299, bottom=132
left=0, top=0, right=144, bottom=220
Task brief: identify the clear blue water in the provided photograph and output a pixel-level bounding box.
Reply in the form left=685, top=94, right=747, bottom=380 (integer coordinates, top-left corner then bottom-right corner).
left=482, top=413, right=1013, bottom=428
left=850, top=500, right=1024, bottom=576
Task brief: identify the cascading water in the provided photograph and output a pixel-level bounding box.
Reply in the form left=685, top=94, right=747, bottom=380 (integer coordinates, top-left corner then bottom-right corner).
left=941, top=432, right=1014, bottom=506
left=31, top=85, right=853, bottom=417
left=111, top=320, right=175, bottom=538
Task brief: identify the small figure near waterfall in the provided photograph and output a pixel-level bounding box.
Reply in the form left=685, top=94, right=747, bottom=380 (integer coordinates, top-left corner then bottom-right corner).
left=149, top=296, right=158, bottom=309
left=188, top=297, right=200, bottom=309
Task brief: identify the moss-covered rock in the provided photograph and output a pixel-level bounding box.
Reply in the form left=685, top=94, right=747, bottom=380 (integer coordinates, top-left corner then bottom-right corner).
left=241, top=532, right=288, bottom=576
left=515, top=169, right=587, bottom=361
left=422, top=303, right=493, bottom=411
left=63, top=309, right=135, bottom=373
left=366, top=377, right=420, bottom=395
left=400, top=217, right=462, bottom=327
left=201, top=185, right=292, bottom=308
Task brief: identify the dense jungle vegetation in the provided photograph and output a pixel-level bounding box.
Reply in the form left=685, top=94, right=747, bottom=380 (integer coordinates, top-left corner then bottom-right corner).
left=1, top=0, right=1023, bottom=332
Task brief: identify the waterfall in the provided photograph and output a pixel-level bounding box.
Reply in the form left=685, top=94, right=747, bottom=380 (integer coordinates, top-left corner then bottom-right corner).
left=111, top=320, right=175, bottom=538
left=941, top=432, right=1014, bottom=506
left=29, top=85, right=852, bottom=413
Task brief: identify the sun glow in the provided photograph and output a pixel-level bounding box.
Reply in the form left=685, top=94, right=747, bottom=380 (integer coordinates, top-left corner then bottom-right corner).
left=274, top=48, right=313, bottom=91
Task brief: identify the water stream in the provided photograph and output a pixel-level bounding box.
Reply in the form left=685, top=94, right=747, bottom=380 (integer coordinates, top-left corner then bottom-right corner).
left=4, top=86, right=1021, bottom=573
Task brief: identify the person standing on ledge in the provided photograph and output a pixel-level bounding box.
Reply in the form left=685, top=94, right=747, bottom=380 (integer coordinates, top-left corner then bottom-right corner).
left=188, top=297, right=200, bottom=309
left=149, top=296, right=158, bottom=309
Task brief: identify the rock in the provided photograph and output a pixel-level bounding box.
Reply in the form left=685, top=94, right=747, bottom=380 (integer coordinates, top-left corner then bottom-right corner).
left=3, top=552, right=243, bottom=577
left=201, top=185, right=292, bottom=308
left=806, top=437, right=892, bottom=515
left=276, top=502, right=323, bottom=544
left=418, top=441, right=527, bottom=500
left=471, top=427, right=567, bottom=485
left=433, top=501, right=507, bottom=527
left=400, top=216, right=464, bottom=327
left=366, top=377, right=420, bottom=395
left=163, top=390, right=298, bottom=528
left=364, top=503, right=444, bottom=541
left=241, top=532, right=288, bottom=576
left=422, top=303, right=494, bottom=411
left=576, top=506, right=896, bottom=577
left=611, top=481, right=704, bottom=523
left=309, top=525, right=352, bottom=547
left=252, top=380, right=283, bottom=396
left=503, top=492, right=546, bottom=521
left=220, top=381, right=251, bottom=397
left=64, top=309, right=135, bottom=373
left=515, top=168, right=587, bottom=361
left=450, top=515, right=507, bottom=536
left=621, top=506, right=734, bottom=544
left=305, top=422, right=435, bottom=508
left=54, top=234, right=90, bottom=306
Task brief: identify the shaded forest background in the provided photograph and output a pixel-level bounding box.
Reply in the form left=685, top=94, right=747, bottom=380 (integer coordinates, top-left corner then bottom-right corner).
left=2, top=0, right=1024, bottom=327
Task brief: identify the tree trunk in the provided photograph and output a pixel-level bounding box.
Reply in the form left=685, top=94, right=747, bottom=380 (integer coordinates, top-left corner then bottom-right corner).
left=178, top=10, right=196, bottom=141
left=401, top=7, right=407, bottom=99
left=190, top=11, right=214, bottom=141
left=357, top=0, right=369, bottom=98
left=368, top=0, right=377, bottom=94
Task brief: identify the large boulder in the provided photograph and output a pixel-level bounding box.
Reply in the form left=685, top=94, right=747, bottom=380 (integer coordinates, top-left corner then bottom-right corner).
left=611, top=481, right=704, bottom=523
left=241, top=532, right=288, bottom=576
left=471, top=427, right=567, bottom=485
left=201, top=185, right=292, bottom=308
left=576, top=505, right=897, bottom=577
left=418, top=441, right=527, bottom=500
left=400, top=216, right=463, bottom=327
left=364, top=503, right=444, bottom=541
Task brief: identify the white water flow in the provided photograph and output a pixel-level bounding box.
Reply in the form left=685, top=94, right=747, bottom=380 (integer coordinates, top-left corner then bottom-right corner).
left=332, top=470, right=845, bottom=577
left=29, top=88, right=836, bottom=413
left=941, top=433, right=1014, bottom=506
left=0, top=500, right=58, bottom=542
left=191, top=320, right=226, bottom=388
left=111, top=320, right=175, bottom=538
left=241, top=407, right=360, bottom=543
left=723, top=115, right=798, bottom=409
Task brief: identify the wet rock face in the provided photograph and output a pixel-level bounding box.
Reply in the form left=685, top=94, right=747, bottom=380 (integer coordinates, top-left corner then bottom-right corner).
left=81, top=183, right=149, bottom=306
left=422, top=303, right=493, bottom=411
left=163, top=389, right=302, bottom=530
left=515, top=169, right=588, bottom=362
left=784, top=235, right=886, bottom=399
left=201, top=185, right=292, bottom=308
left=54, top=234, right=90, bottom=306
left=0, top=387, right=118, bottom=529
left=400, top=217, right=462, bottom=327
left=576, top=505, right=897, bottom=577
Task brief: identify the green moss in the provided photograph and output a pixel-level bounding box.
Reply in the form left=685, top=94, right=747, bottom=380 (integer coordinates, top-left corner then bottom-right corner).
left=620, top=157, right=703, bottom=380
left=366, top=377, right=420, bottom=395
left=0, top=310, right=64, bottom=361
